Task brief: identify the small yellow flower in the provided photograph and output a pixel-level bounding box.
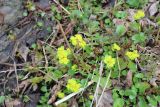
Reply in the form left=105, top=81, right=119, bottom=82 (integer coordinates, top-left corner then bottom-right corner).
left=71, top=64, right=77, bottom=71
left=126, top=50, right=140, bottom=60
left=70, top=34, right=86, bottom=48
left=104, top=55, right=116, bottom=68
left=57, top=46, right=70, bottom=65
left=89, top=95, right=94, bottom=100
left=134, top=10, right=145, bottom=20
left=112, top=43, right=121, bottom=51
left=57, top=91, right=65, bottom=98
left=59, top=57, right=70, bottom=65
left=66, top=79, right=81, bottom=92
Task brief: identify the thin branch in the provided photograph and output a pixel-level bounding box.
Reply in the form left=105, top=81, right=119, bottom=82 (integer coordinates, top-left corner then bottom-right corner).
left=58, top=22, right=78, bottom=61
left=10, top=57, right=19, bottom=93
left=52, top=0, right=70, bottom=15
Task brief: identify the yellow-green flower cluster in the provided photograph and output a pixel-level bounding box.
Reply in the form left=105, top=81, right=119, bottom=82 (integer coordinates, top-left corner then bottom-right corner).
left=57, top=46, right=71, bottom=65
left=126, top=50, right=140, bottom=60
left=66, top=79, right=81, bottom=92
left=104, top=55, right=116, bottom=68
left=70, top=34, right=86, bottom=48
left=89, top=95, right=94, bottom=100
left=134, top=10, right=145, bottom=20
left=57, top=91, right=65, bottom=98
left=112, top=43, right=121, bottom=51
left=71, top=64, right=77, bottom=71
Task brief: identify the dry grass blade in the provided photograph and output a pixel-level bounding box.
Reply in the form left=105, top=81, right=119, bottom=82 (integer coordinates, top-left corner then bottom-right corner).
left=90, top=61, right=103, bottom=106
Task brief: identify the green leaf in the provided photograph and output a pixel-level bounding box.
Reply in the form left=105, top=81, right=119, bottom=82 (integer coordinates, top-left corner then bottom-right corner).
left=138, top=96, right=148, bottom=107
left=135, top=73, right=144, bottom=78
left=126, top=0, right=140, bottom=8
left=113, top=92, right=119, bottom=100
left=37, top=21, right=43, bottom=27
left=0, top=96, right=5, bottom=105
left=105, top=19, right=112, bottom=26
left=128, top=61, right=137, bottom=72
left=132, top=33, right=146, bottom=44
left=53, top=70, right=63, bottom=80
left=130, top=22, right=141, bottom=32
left=116, top=25, right=126, bottom=36
left=68, top=69, right=76, bottom=76
left=125, top=89, right=137, bottom=100
left=114, top=11, right=127, bottom=19
left=118, top=58, right=128, bottom=70
left=92, top=74, right=111, bottom=88
left=122, top=70, right=127, bottom=76
left=147, top=96, right=157, bottom=106
left=30, top=76, right=43, bottom=85
left=113, top=98, right=125, bottom=107
left=41, top=86, right=48, bottom=92
left=70, top=10, right=83, bottom=19
left=88, top=21, right=100, bottom=33
left=135, top=82, right=150, bottom=94
left=155, top=95, right=160, bottom=102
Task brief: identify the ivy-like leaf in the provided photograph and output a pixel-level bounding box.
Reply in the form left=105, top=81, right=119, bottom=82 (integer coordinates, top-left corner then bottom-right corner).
left=132, top=32, right=146, bottom=44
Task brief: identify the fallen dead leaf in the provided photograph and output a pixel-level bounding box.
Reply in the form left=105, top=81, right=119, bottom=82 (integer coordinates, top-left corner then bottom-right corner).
left=25, top=93, right=40, bottom=107
left=126, top=71, right=132, bottom=87
left=140, top=18, right=158, bottom=28
left=127, top=9, right=135, bottom=22
left=0, top=12, right=4, bottom=24
left=150, top=78, right=158, bottom=87
left=15, top=80, right=30, bottom=94
left=113, top=19, right=125, bottom=25
left=48, top=80, right=63, bottom=104
left=5, top=99, right=24, bottom=107
left=155, top=64, right=160, bottom=76
left=149, top=0, right=157, bottom=2
left=98, top=90, right=113, bottom=107
left=68, top=98, right=78, bottom=107
left=18, top=44, right=30, bottom=62
left=149, top=1, right=159, bottom=16
left=150, top=64, right=160, bottom=87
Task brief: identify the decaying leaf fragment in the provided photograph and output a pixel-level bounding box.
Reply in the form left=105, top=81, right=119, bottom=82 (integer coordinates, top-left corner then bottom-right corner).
left=149, top=1, right=159, bottom=16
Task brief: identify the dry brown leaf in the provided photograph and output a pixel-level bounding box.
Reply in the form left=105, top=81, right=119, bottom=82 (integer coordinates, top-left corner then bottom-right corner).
left=0, top=12, right=4, bottom=24
left=155, top=64, right=160, bottom=76
left=68, top=98, right=78, bottom=107
left=149, top=1, right=159, bottom=16
left=126, top=71, right=132, bottom=87
left=15, top=80, right=30, bottom=93
left=18, top=44, right=30, bottom=62
left=127, top=9, right=135, bottom=22
left=98, top=90, right=113, bottom=107
left=150, top=64, right=160, bottom=87
left=150, top=78, right=158, bottom=87
left=35, top=0, right=50, bottom=11
left=5, top=99, right=24, bottom=107
left=140, top=18, right=158, bottom=27
left=48, top=81, right=63, bottom=104
left=149, top=0, right=157, bottom=2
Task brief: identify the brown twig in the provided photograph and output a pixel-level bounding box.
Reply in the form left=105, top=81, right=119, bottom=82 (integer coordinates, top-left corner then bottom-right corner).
left=58, top=22, right=78, bottom=60
left=10, top=57, right=19, bottom=93
left=0, top=63, right=25, bottom=67
left=52, top=0, right=70, bottom=15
